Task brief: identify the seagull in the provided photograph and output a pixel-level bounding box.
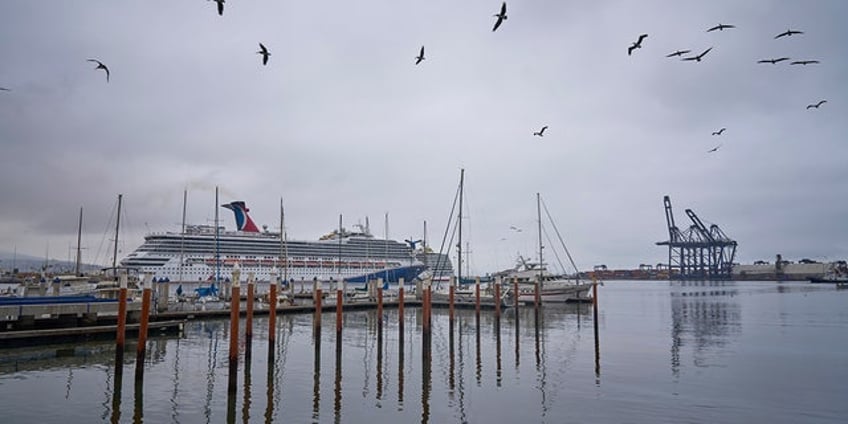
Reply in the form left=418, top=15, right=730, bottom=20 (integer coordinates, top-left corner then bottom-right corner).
left=806, top=100, right=827, bottom=109
left=712, top=127, right=726, bottom=136
left=757, top=57, right=790, bottom=64
left=707, top=23, right=735, bottom=32
left=628, top=34, right=648, bottom=56
left=0, top=87, right=10, bottom=92
left=682, top=47, right=713, bottom=62
left=707, top=144, right=722, bottom=153
left=509, top=226, right=522, bottom=232
left=666, top=50, right=691, bottom=58
left=533, top=126, right=548, bottom=137
left=87, top=59, right=110, bottom=82
left=790, top=60, right=820, bottom=65
left=775, top=29, right=803, bottom=39
left=210, top=0, right=224, bottom=16
left=492, top=2, right=507, bottom=32
left=415, top=46, right=425, bottom=65
left=257, top=43, right=270, bottom=65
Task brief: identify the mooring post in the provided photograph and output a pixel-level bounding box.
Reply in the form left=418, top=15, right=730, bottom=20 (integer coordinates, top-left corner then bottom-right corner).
left=246, top=272, right=255, bottom=341
left=314, top=277, right=322, bottom=329
left=269, top=268, right=278, bottom=343
left=136, top=273, right=153, bottom=365
left=475, top=277, right=481, bottom=319
left=534, top=280, right=540, bottom=311
left=449, top=276, right=455, bottom=324
left=336, top=278, right=343, bottom=337
left=398, top=277, right=405, bottom=332
left=422, top=280, right=430, bottom=334
left=116, top=271, right=128, bottom=351
left=229, top=264, right=241, bottom=366
left=377, top=278, right=384, bottom=327
left=494, top=277, right=501, bottom=318
left=513, top=277, right=519, bottom=311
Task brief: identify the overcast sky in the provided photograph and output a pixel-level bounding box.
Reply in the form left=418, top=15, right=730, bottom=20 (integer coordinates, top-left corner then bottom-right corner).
left=1, top=1, right=846, bottom=274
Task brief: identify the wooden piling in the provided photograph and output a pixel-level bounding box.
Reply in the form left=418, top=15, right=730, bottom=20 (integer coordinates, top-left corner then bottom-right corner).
left=377, top=278, right=383, bottom=327
left=494, top=279, right=501, bottom=318
left=314, top=278, right=322, bottom=329
left=115, top=271, right=128, bottom=350
left=229, top=264, right=241, bottom=365
left=449, top=276, right=455, bottom=324
left=513, top=278, right=519, bottom=311
left=422, top=281, right=430, bottom=334
left=534, top=281, right=540, bottom=311
left=136, top=273, right=153, bottom=363
left=475, top=277, right=481, bottom=319
left=398, top=278, right=405, bottom=332
left=269, top=269, right=278, bottom=343
left=246, top=272, right=255, bottom=342
left=336, top=279, right=343, bottom=337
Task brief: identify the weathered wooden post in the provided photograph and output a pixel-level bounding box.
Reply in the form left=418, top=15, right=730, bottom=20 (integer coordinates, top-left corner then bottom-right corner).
left=313, top=277, right=322, bottom=329
left=269, top=268, right=278, bottom=344
left=115, top=271, right=128, bottom=351
left=398, top=277, right=405, bottom=333
left=136, top=273, right=153, bottom=369
left=422, top=279, right=430, bottom=334
left=449, top=276, right=455, bottom=324
left=475, top=277, right=481, bottom=319
left=534, top=280, right=540, bottom=311
left=377, top=278, right=384, bottom=327
left=494, top=277, right=502, bottom=318
left=229, top=263, right=241, bottom=369
left=156, top=279, right=169, bottom=313
left=246, top=272, right=255, bottom=344
left=335, top=278, right=343, bottom=338
left=513, top=277, right=519, bottom=311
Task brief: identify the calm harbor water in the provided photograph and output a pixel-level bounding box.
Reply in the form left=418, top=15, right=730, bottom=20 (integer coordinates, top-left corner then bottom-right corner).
left=1, top=280, right=846, bottom=423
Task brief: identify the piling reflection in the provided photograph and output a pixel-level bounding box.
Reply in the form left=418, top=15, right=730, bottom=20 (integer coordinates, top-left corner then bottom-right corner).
left=133, top=365, right=143, bottom=424
left=495, top=317, right=502, bottom=387
left=397, top=319, right=405, bottom=408
left=110, top=351, right=123, bottom=424
left=242, top=344, right=252, bottom=424
left=448, top=319, right=455, bottom=392
left=475, top=316, right=481, bottom=386
left=376, top=320, right=383, bottom=401
left=421, top=329, right=432, bottom=424
left=312, top=324, right=321, bottom=422
left=334, top=335, right=342, bottom=423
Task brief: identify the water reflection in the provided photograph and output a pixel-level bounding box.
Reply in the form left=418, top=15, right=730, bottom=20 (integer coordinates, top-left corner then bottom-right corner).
left=669, top=281, right=741, bottom=375
left=312, top=323, right=321, bottom=422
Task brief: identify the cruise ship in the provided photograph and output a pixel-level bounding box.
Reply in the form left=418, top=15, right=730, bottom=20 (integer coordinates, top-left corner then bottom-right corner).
left=120, top=201, right=452, bottom=284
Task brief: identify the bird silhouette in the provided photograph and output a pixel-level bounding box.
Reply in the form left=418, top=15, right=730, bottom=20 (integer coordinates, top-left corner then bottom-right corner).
left=257, top=43, right=270, bottom=65
left=806, top=100, right=827, bottom=109
left=87, top=59, right=110, bottom=82
left=707, top=24, right=735, bottom=32
left=628, top=34, right=648, bottom=55
left=775, top=29, right=803, bottom=39
left=533, top=126, right=548, bottom=137
left=509, top=226, right=522, bottom=233
left=0, top=87, right=10, bottom=92
left=666, top=50, right=691, bottom=58
left=757, top=57, right=790, bottom=64
left=415, top=46, right=425, bottom=65
left=712, top=127, right=726, bottom=136
left=707, top=144, right=722, bottom=153
left=790, top=60, right=819, bottom=65
left=210, top=0, right=224, bottom=16
left=492, top=2, right=507, bottom=32
left=682, top=47, right=713, bottom=62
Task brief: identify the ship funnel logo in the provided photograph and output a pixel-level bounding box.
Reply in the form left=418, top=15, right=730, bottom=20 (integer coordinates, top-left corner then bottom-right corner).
left=222, top=201, right=260, bottom=233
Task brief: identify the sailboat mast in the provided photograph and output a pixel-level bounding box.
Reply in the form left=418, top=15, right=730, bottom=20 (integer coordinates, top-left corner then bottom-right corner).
left=75, top=207, right=82, bottom=276
left=280, top=198, right=287, bottom=284
left=215, top=187, right=220, bottom=284
left=537, top=192, right=543, bottom=285
left=112, top=194, right=122, bottom=280
left=457, top=169, right=464, bottom=285
left=179, top=189, right=187, bottom=284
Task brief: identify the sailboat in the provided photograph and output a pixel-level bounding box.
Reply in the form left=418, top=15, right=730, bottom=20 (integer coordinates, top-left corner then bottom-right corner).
left=503, top=193, right=591, bottom=304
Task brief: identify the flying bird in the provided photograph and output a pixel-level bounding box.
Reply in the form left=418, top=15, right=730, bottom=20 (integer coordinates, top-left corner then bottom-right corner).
left=257, top=43, right=270, bottom=65
left=0, top=87, right=10, bottom=92
left=775, top=29, right=803, bottom=39
left=492, top=2, right=507, bottom=32
left=790, top=60, right=819, bottom=65
left=707, top=23, right=735, bottom=32
left=415, top=46, right=425, bottom=65
left=533, top=126, right=548, bottom=137
left=712, top=127, right=726, bottom=136
left=87, top=59, right=110, bottom=82
left=509, top=226, right=522, bottom=232
left=210, top=0, right=224, bottom=16
left=666, top=50, right=691, bottom=58
left=682, top=47, right=713, bottom=62
left=628, top=34, right=648, bottom=56
left=757, top=57, right=790, bottom=64
left=707, top=144, right=722, bottom=153
left=806, top=100, right=827, bottom=109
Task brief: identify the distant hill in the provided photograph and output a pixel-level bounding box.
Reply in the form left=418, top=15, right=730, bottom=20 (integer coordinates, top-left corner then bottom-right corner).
left=0, top=250, right=101, bottom=274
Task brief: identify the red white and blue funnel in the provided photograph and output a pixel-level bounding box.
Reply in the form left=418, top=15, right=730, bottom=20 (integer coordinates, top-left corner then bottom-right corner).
left=222, top=201, right=260, bottom=233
